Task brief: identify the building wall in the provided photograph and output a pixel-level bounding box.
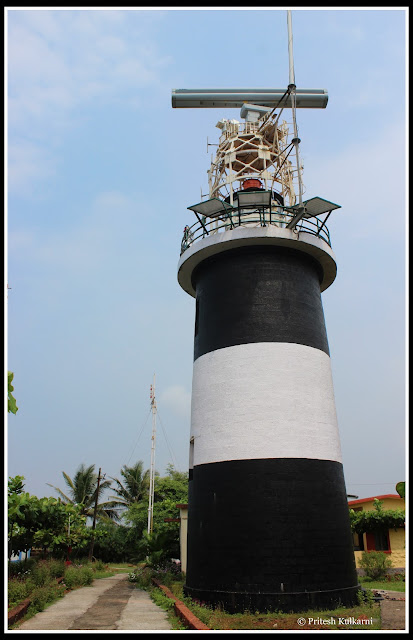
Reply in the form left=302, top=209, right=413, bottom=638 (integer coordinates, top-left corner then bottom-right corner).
left=349, top=495, right=405, bottom=569
left=178, top=505, right=188, bottom=574
left=354, top=544, right=405, bottom=569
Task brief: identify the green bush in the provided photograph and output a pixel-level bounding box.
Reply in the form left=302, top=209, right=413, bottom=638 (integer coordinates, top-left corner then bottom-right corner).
left=27, top=583, right=64, bottom=614
left=29, top=586, right=50, bottom=611
left=93, top=559, right=106, bottom=572
left=152, top=560, right=183, bottom=587
left=31, top=561, right=52, bottom=586
left=8, top=579, right=30, bottom=608
left=47, top=559, right=65, bottom=579
left=8, top=558, right=36, bottom=579
left=150, top=587, right=175, bottom=612
left=9, top=558, right=69, bottom=612
left=79, top=567, right=94, bottom=585
left=128, top=566, right=153, bottom=588
left=63, top=565, right=94, bottom=589
left=170, top=581, right=184, bottom=598
left=359, top=551, right=392, bottom=580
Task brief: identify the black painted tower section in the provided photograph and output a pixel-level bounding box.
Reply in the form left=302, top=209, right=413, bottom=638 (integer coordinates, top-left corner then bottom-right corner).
left=193, top=246, right=329, bottom=359
left=183, top=244, right=359, bottom=613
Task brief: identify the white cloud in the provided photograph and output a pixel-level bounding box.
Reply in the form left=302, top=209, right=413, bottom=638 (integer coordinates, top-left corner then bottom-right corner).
left=160, top=385, right=191, bottom=419
left=7, top=9, right=170, bottom=122
left=92, top=191, right=133, bottom=210
left=6, top=9, right=173, bottom=193
left=8, top=189, right=137, bottom=276
left=8, top=140, right=57, bottom=192
left=302, top=120, right=406, bottom=240
left=7, top=229, right=35, bottom=253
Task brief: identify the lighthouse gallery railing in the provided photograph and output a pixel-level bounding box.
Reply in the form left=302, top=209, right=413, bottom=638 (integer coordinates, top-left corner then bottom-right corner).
left=181, top=208, right=332, bottom=255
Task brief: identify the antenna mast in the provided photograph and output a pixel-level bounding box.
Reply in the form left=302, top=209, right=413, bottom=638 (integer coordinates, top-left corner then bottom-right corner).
left=147, top=374, right=157, bottom=534
left=287, top=9, right=304, bottom=210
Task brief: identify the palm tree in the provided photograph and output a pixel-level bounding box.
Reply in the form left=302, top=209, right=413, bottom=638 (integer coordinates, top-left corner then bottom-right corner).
left=108, top=461, right=151, bottom=510
left=47, top=464, right=118, bottom=522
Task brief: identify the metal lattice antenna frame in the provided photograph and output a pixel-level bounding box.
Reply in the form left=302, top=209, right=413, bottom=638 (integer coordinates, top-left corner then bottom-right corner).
left=207, top=112, right=303, bottom=208
left=172, top=11, right=328, bottom=220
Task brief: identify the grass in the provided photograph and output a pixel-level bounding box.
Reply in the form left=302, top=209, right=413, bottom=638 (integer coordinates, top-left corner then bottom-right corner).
left=200, top=603, right=381, bottom=631
left=156, top=579, right=382, bottom=631
left=149, top=585, right=187, bottom=630
left=359, top=576, right=405, bottom=592
left=104, top=562, right=136, bottom=573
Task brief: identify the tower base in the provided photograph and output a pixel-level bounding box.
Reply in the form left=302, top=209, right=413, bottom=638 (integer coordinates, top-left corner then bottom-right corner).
left=183, top=584, right=361, bottom=614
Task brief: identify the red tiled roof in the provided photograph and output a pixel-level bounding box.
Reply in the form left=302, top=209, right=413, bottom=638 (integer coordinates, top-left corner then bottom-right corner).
left=348, top=494, right=402, bottom=506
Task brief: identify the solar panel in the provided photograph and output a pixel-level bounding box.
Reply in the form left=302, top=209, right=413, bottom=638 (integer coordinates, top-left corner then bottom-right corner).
left=287, top=197, right=341, bottom=219
left=188, top=198, right=234, bottom=218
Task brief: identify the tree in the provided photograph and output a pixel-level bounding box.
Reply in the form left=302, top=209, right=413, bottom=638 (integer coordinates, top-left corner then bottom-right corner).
left=8, top=371, right=18, bottom=414
left=108, top=461, right=151, bottom=510
left=154, top=464, right=188, bottom=503
left=123, top=464, right=188, bottom=562
left=134, top=530, right=174, bottom=566
left=8, top=475, right=34, bottom=558
left=32, top=500, right=89, bottom=558
left=8, top=476, right=89, bottom=559
left=91, top=521, right=132, bottom=563
left=47, top=464, right=118, bottom=522
left=8, top=475, right=25, bottom=494
left=396, top=482, right=405, bottom=499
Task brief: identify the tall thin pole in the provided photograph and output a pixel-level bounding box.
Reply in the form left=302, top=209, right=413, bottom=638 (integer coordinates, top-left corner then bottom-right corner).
left=287, top=10, right=304, bottom=210
left=88, top=467, right=102, bottom=561
left=287, top=10, right=295, bottom=87
left=147, top=375, right=157, bottom=535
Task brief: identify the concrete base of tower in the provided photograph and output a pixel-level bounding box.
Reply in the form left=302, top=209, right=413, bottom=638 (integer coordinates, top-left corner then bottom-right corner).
left=183, top=584, right=361, bottom=614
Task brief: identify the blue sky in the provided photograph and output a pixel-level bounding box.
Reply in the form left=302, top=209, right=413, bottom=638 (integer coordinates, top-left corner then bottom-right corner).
left=6, top=8, right=407, bottom=502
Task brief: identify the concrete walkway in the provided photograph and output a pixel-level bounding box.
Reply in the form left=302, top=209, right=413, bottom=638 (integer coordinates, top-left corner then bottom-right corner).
left=377, top=590, right=406, bottom=631
left=15, top=573, right=172, bottom=632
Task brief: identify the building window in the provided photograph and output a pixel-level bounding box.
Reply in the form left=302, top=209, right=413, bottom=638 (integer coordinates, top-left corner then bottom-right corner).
left=366, top=531, right=391, bottom=552
left=374, top=531, right=390, bottom=551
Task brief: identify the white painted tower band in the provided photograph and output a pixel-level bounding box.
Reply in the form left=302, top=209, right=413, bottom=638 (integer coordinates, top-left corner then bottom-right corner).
left=191, top=342, right=342, bottom=466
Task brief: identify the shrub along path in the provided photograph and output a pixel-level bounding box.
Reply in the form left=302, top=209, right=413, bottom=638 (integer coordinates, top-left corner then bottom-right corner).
left=16, top=573, right=172, bottom=631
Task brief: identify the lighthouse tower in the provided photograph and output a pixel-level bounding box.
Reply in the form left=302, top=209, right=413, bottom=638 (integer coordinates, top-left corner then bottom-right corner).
left=174, top=16, right=358, bottom=615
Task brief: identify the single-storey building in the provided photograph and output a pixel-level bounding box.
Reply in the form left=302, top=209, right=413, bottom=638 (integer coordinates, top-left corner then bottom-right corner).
left=348, top=494, right=405, bottom=570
